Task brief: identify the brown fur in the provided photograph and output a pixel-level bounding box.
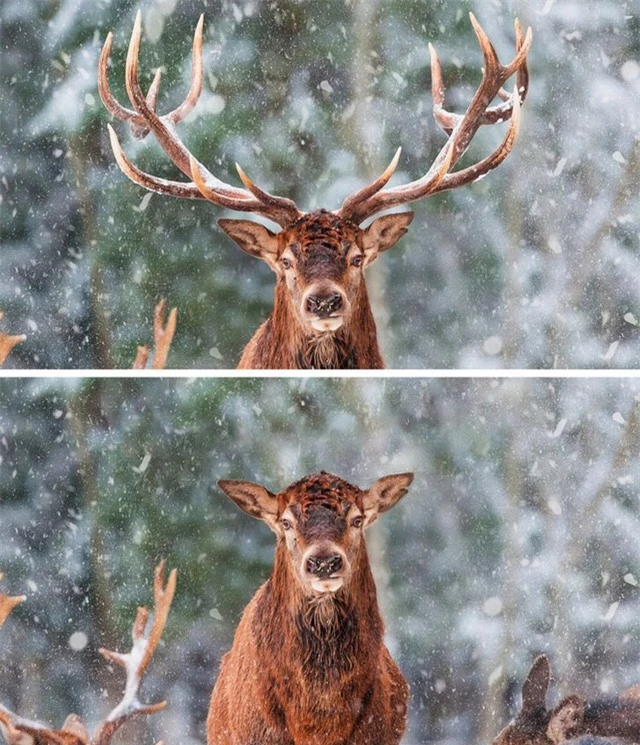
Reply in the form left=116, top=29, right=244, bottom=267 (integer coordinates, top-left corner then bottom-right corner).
left=208, top=471, right=412, bottom=745
left=494, top=656, right=640, bottom=745
left=225, top=210, right=412, bottom=370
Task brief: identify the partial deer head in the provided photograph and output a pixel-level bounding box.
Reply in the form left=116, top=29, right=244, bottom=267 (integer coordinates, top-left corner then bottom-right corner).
left=218, top=471, right=413, bottom=596
left=494, top=655, right=640, bottom=745
left=99, top=12, right=531, bottom=368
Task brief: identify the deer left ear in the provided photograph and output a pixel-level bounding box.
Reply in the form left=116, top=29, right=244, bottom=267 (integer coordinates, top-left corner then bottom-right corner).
left=218, top=479, right=279, bottom=532
left=361, top=212, right=414, bottom=266
left=362, top=472, right=413, bottom=527
left=218, top=219, right=280, bottom=272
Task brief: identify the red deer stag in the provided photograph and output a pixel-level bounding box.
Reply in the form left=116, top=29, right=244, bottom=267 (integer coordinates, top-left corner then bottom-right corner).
left=210, top=470, right=413, bottom=745
left=494, top=655, right=640, bottom=745
left=0, top=562, right=176, bottom=745
left=99, top=13, right=531, bottom=369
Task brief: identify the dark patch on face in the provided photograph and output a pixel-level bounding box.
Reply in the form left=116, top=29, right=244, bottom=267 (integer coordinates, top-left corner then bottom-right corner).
left=287, top=210, right=359, bottom=283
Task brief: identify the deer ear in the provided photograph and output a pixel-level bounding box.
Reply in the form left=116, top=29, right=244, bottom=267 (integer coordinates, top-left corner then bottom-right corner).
left=547, top=695, right=585, bottom=744
left=218, top=219, right=280, bottom=272
left=218, top=479, right=279, bottom=531
left=362, top=472, right=413, bottom=527
left=361, top=212, right=414, bottom=265
left=522, top=655, right=551, bottom=715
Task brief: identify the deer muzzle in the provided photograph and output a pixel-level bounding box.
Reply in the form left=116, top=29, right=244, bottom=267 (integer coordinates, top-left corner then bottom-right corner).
left=301, top=285, right=350, bottom=333
left=301, top=545, right=349, bottom=593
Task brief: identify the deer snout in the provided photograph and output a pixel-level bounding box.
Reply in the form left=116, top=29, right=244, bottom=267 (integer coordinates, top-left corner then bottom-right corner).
left=301, top=545, right=349, bottom=593
left=306, top=293, right=343, bottom=318
left=306, top=553, right=343, bottom=578
left=301, top=285, right=350, bottom=333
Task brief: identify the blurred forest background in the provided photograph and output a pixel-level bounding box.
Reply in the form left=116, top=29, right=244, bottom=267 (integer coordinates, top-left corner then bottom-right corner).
left=2, top=377, right=640, bottom=745
left=1, top=0, right=639, bottom=368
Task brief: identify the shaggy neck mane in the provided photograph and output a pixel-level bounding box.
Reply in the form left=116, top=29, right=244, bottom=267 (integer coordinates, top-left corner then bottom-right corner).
left=259, top=542, right=383, bottom=683
left=252, top=282, right=383, bottom=369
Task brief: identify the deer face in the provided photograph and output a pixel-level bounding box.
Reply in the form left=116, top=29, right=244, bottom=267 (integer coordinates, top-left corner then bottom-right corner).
left=218, top=470, right=413, bottom=596
left=218, top=210, right=413, bottom=334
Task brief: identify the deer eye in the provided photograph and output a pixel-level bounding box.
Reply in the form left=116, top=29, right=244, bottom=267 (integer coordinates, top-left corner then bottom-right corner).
left=351, top=515, right=364, bottom=528
left=281, top=518, right=292, bottom=530
left=351, top=255, right=363, bottom=267
left=281, top=257, right=292, bottom=270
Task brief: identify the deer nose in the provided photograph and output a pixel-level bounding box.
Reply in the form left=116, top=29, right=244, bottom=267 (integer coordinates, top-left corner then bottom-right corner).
left=306, top=554, right=343, bottom=579
left=306, top=293, right=343, bottom=318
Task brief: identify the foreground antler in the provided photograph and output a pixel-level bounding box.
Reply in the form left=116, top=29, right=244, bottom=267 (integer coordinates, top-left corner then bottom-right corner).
left=132, top=299, right=177, bottom=370
left=0, top=313, right=26, bottom=367
left=0, top=563, right=176, bottom=745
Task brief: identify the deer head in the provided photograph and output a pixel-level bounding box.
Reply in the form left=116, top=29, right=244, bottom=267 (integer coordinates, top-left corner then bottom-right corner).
left=218, top=471, right=413, bottom=596
left=99, top=12, right=531, bottom=355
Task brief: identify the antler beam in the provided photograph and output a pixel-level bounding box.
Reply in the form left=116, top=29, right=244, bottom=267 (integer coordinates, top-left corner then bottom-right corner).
left=99, top=12, right=301, bottom=226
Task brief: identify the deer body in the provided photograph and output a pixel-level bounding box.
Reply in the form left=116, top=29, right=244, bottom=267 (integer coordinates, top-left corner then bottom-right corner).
left=99, top=13, right=531, bottom=369
left=209, top=471, right=413, bottom=745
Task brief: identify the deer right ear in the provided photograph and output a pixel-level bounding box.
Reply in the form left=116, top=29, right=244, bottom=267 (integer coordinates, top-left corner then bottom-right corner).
left=218, top=479, right=279, bottom=531
left=547, top=695, right=585, bottom=744
left=218, top=219, right=280, bottom=272
left=521, top=655, right=551, bottom=715
left=362, top=472, right=413, bottom=527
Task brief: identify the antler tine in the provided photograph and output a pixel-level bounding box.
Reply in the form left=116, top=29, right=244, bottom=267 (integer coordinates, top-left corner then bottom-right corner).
left=337, top=148, right=402, bottom=221
left=339, top=13, right=532, bottom=224
left=0, top=573, right=26, bottom=628
left=189, top=155, right=302, bottom=225
left=93, top=561, right=176, bottom=745
left=99, top=30, right=161, bottom=136
left=132, top=300, right=177, bottom=370
left=167, top=14, right=204, bottom=125
left=138, top=561, right=177, bottom=677
left=0, top=312, right=26, bottom=367
left=107, top=124, right=204, bottom=199
left=151, top=300, right=177, bottom=371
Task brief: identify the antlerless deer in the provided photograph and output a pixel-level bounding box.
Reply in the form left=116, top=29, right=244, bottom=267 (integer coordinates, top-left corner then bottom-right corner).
left=99, top=13, right=532, bottom=369
left=210, top=471, right=413, bottom=745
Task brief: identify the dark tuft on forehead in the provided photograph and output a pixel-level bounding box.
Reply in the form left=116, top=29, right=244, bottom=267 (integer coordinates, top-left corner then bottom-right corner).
left=284, top=471, right=362, bottom=513
left=292, top=210, right=358, bottom=254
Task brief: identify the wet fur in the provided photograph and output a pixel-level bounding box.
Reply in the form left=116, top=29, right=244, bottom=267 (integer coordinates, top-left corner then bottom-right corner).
left=207, top=475, right=409, bottom=745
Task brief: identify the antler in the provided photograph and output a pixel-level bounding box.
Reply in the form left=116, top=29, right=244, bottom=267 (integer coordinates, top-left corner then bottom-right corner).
left=0, top=313, right=26, bottom=367
left=93, top=561, right=177, bottom=745
left=339, top=13, right=532, bottom=225
left=0, top=573, right=25, bottom=628
left=132, top=299, right=177, bottom=370
left=99, top=12, right=301, bottom=227
left=0, top=563, right=176, bottom=745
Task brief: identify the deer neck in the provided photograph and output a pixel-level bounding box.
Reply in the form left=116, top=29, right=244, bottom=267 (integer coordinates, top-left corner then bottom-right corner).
left=266, top=543, right=384, bottom=658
